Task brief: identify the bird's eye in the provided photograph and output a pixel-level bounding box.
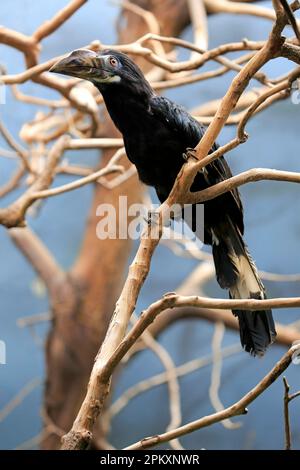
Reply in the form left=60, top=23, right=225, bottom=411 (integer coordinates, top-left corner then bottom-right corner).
left=109, top=57, right=118, bottom=67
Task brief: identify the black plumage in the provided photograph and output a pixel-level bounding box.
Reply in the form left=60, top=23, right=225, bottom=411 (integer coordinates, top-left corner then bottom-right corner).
left=50, top=49, right=276, bottom=355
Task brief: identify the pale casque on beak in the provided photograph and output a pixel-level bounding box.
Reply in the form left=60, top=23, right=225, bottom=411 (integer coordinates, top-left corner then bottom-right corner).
left=49, top=49, right=118, bottom=83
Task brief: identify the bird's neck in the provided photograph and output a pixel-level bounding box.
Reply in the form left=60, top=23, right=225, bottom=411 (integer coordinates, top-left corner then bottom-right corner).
left=96, top=83, right=154, bottom=135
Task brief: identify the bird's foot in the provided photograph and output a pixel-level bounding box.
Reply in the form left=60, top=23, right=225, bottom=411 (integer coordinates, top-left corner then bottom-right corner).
left=145, top=210, right=160, bottom=228
left=183, top=148, right=199, bottom=162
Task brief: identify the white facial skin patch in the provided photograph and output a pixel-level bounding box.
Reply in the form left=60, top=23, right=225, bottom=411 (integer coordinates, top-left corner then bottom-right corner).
left=93, top=75, right=121, bottom=83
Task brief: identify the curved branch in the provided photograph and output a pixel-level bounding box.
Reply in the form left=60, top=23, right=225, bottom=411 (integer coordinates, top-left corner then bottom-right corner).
left=9, top=226, right=65, bottom=289
left=187, top=168, right=300, bottom=205
left=33, top=0, right=87, bottom=42
left=0, top=136, right=68, bottom=228
left=125, top=344, right=300, bottom=449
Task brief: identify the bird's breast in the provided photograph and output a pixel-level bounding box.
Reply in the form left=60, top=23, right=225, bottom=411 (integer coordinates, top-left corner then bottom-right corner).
left=124, top=130, right=184, bottom=189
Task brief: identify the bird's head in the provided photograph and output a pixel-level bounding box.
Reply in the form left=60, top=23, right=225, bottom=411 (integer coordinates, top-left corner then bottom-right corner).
left=49, top=49, right=152, bottom=93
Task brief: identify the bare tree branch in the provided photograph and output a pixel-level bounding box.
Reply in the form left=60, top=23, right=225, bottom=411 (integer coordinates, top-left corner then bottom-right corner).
left=125, top=344, right=300, bottom=449
left=9, top=227, right=64, bottom=289
left=283, top=375, right=300, bottom=449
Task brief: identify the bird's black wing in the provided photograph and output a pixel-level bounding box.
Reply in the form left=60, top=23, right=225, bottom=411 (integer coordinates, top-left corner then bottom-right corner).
left=149, top=95, right=206, bottom=146
left=149, top=95, right=244, bottom=233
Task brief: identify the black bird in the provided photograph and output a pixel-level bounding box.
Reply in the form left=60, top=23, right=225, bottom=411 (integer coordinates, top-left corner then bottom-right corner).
left=50, top=49, right=276, bottom=356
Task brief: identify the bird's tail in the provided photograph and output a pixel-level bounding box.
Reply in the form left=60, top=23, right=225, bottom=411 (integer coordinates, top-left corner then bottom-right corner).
left=211, top=217, right=276, bottom=356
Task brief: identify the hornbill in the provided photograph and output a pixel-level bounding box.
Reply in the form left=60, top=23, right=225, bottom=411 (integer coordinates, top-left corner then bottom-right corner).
left=50, top=49, right=276, bottom=356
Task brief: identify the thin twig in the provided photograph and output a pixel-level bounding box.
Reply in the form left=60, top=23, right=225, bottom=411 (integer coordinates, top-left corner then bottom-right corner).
left=283, top=376, right=292, bottom=449
left=282, top=375, right=300, bottom=449
left=131, top=313, right=183, bottom=450
left=107, top=344, right=241, bottom=420
left=125, top=345, right=300, bottom=449
left=17, top=311, right=51, bottom=328
left=0, top=120, right=32, bottom=172
left=209, top=322, right=241, bottom=430
left=0, top=378, right=41, bottom=422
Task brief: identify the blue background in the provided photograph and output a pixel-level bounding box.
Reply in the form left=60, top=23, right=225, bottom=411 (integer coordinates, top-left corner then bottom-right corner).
left=0, top=0, right=299, bottom=450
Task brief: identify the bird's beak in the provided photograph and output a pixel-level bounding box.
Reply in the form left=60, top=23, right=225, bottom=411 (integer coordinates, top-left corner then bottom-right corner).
left=49, top=49, right=103, bottom=80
